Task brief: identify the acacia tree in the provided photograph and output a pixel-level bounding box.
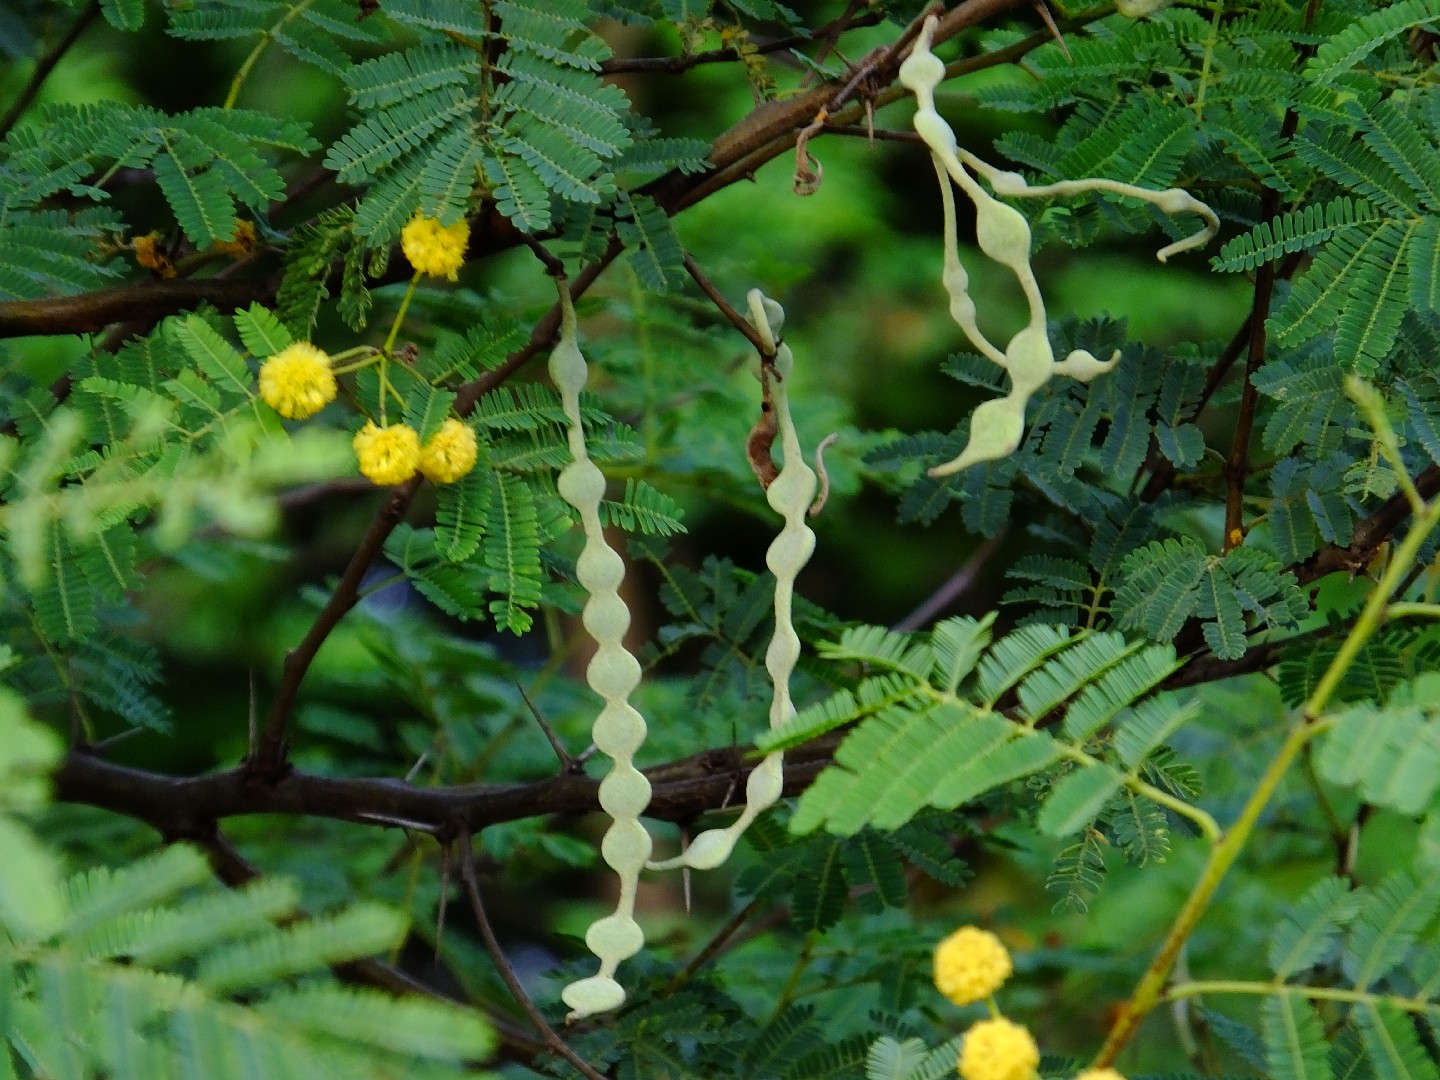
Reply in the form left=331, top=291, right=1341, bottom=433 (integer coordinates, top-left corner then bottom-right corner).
left=4, top=0, right=1440, bottom=1076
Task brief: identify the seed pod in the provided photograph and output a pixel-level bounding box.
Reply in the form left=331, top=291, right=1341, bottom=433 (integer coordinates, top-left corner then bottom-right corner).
left=648, top=291, right=816, bottom=872
left=899, top=14, right=1216, bottom=477
left=551, top=282, right=654, bottom=1022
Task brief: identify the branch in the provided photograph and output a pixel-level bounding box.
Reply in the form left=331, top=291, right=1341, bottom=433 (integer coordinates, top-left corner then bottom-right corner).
left=459, top=838, right=610, bottom=1080
left=0, top=276, right=279, bottom=337
left=1298, top=463, right=1440, bottom=585
left=54, top=736, right=836, bottom=835
left=0, top=0, right=1041, bottom=343
left=598, top=9, right=882, bottom=75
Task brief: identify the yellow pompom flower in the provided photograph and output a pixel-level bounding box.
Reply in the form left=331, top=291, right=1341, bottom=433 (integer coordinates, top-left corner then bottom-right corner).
left=419, top=418, right=479, bottom=483
left=957, top=1017, right=1039, bottom=1080
left=213, top=219, right=258, bottom=257
left=401, top=214, right=470, bottom=280
left=934, top=926, right=1013, bottom=1006
left=258, top=342, right=337, bottom=420
left=133, top=232, right=176, bottom=278
left=353, top=421, right=421, bottom=485
left=1075, top=1070, right=1126, bottom=1080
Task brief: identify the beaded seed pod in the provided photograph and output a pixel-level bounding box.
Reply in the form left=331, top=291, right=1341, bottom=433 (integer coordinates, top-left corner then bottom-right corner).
left=551, top=282, right=654, bottom=1021
left=649, top=291, right=816, bottom=872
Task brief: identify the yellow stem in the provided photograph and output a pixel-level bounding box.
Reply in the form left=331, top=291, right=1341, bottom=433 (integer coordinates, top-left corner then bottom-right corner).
left=1093, top=470, right=1440, bottom=1066
left=223, top=0, right=316, bottom=110
left=1167, top=980, right=1440, bottom=1016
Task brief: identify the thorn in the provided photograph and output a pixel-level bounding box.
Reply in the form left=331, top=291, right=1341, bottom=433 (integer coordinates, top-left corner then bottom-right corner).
left=517, top=681, right=579, bottom=772
left=1031, top=0, right=1072, bottom=62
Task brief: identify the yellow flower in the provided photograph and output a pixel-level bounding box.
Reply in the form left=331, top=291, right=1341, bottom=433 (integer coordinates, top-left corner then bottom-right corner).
left=934, top=926, right=1013, bottom=1006
left=401, top=214, right=470, bottom=280
left=354, top=421, right=421, bottom=485
left=1075, top=1070, right=1126, bottom=1080
left=957, top=1018, right=1039, bottom=1080
left=133, top=232, right=176, bottom=278
left=258, top=342, right=337, bottom=420
left=213, top=219, right=258, bottom=257
left=419, top=418, right=479, bottom=483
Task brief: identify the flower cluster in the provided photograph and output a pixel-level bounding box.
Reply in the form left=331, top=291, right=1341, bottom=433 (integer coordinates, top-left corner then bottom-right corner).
left=353, top=421, right=421, bottom=485
left=934, top=926, right=1012, bottom=1006
left=401, top=214, right=470, bottom=281
left=133, top=232, right=176, bottom=278
left=259, top=343, right=337, bottom=420
left=353, top=419, right=479, bottom=487
left=958, top=1018, right=1038, bottom=1080
left=418, top=418, right=479, bottom=483
left=214, top=219, right=259, bottom=257
left=931, top=927, right=1124, bottom=1080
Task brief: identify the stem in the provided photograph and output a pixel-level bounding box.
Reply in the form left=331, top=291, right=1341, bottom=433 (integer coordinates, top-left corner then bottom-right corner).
left=381, top=275, right=420, bottom=358
left=1128, top=777, right=1222, bottom=845
left=1092, top=715, right=1319, bottom=1066
left=377, top=276, right=420, bottom=424
left=1167, top=980, right=1440, bottom=1016
left=1094, top=477, right=1440, bottom=1067
left=1386, top=602, right=1440, bottom=621
left=458, top=839, right=610, bottom=1080
left=223, top=0, right=316, bottom=110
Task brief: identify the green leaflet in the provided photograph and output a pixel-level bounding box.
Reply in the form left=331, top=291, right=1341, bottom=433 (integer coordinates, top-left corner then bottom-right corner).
left=1263, top=995, right=1332, bottom=1080
left=1317, top=677, right=1440, bottom=816
left=1268, top=876, right=1362, bottom=979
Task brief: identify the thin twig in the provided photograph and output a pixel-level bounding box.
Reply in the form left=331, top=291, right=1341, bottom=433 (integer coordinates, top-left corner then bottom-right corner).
left=663, top=895, right=767, bottom=995
left=683, top=252, right=771, bottom=357
left=458, top=836, right=611, bottom=1080
left=892, top=532, right=1006, bottom=632
left=517, top=682, right=578, bottom=773
left=0, top=1, right=101, bottom=139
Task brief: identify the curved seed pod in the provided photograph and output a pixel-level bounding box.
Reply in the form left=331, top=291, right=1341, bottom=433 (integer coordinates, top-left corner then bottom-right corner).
left=899, top=14, right=1216, bottom=478
left=648, top=291, right=817, bottom=872
left=552, top=281, right=654, bottom=1021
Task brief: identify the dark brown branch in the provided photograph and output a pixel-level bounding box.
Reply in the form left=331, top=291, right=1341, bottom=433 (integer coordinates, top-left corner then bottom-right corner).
left=55, top=737, right=835, bottom=837
left=250, top=478, right=421, bottom=778
left=683, top=252, right=771, bottom=357
left=0, top=1, right=102, bottom=139
left=459, top=838, right=610, bottom=1080
left=642, top=0, right=1029, bottom=214
left=1298, top=463, right=1440, bottom=585
left=0, top=0, right=1044, bottom=343
left=1220, top=254, right=1277, bottom=549
left=0, top=276, right=280, bottom=338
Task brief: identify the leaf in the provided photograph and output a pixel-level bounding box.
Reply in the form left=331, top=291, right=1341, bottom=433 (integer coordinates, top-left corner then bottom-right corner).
left=402, top=385, right=457, bottom=443
left=434, top=467, right=489, bottom=562
left=1038, top=763, right=1125, bottom=837
left=1263, top=994, right=1333, bottom=1080
left=865, top=1036, right=929, bottom=1080
left=171, top=315, right=252, bottom=402
left=1355, top=1000, right=1440, bottom=1080
left=232, top=304, right=292, bottom=358
left=152, top=152, right=235, bottom=249
left=930, top=613, right=996, bottom=694
left=1342, top=868, right=1440, bottom=990
left=1306, top=0, right=1440, bottom=83
left=1268, top=875, right=1362, bottom=979
left=0, top=817, right=65, bottom=943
